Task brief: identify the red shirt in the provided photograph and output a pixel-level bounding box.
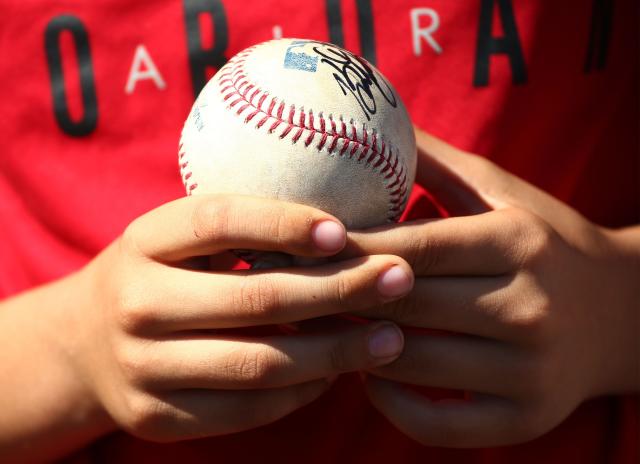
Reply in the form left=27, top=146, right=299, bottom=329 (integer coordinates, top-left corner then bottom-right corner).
left=1, top=0, right=637, bottom=462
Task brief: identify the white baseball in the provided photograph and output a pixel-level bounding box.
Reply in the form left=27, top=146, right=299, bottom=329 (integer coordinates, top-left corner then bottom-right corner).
left=179, top=38, right=416, bottom=229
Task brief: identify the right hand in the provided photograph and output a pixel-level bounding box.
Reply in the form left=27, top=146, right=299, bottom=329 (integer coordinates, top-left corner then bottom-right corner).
left=71, top=194, right=413, bottom=442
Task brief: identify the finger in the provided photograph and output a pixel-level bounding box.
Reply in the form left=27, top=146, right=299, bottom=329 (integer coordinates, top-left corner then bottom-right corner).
left=414, top=129, right=492, bottom=216
left=359, top=275, right=520, bottom=341
left=126, top=255, right=413, bottom=333
left=367, top=334, right=524, bottom=397
left=364, top=376, right=522, bottom=447
left=130, top=380, right=329, bottom=442
left=132, top=322, right=404, bottom=390
left=125, top=194, right=347, bottom=262
left=415, top=129, right=587, bottom=234
left=341, top=209, right=526, bottom=275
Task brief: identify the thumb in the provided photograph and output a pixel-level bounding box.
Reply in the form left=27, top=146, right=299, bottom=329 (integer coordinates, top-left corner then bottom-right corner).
left=414, top=128, right=575, bottom=225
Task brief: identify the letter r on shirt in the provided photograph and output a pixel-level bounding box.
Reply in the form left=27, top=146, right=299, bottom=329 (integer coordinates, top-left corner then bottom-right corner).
left=411, top=8, right=443, bottom=56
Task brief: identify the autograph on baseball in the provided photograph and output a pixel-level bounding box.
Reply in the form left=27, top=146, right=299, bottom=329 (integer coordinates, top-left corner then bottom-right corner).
left=310, top=42, right=397, bottom=121
left=283, top=40, right=398, bottom=121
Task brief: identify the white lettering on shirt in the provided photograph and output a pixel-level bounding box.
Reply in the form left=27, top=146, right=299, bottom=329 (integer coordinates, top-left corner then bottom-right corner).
left=125, top=44, right=166, bottom=94
left=411, top=8, right=443, bottom=56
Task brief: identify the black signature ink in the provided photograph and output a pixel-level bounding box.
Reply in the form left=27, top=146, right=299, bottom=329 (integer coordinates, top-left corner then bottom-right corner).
left=310, top=42, right=397, bottom=121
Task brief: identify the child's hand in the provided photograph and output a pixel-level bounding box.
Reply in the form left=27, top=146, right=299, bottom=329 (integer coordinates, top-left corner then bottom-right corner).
left=72, top=195, right=413, bottom=442
left=341, top=130, right=640, bottom=447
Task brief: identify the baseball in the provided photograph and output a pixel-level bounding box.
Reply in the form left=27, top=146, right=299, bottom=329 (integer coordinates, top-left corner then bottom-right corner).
left=179, top=38, right=416, bottom=229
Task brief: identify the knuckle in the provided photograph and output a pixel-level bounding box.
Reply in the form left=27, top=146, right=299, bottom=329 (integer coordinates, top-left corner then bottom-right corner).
left=505, top=288, right=551, bottom=342
left=506, top=209, right=555, bottom=264
left=235, top=278, right=281, bottom=319
left=114, top=341, right=154, bottom=386
left=502, top=207, right=530, bottom=235
left=328, top=257, right=398, bottom=308
left=114, top=283, right=157, bottom=334
left=527, top=225, right=555, bottom=263
left=410, top=232, right=441, bottom=272
left=260, top=206, right=290, bottom=246
left=229, top=346, right=282, bottom=386
left=240, top=349, right=270, bottom=383
left=115, top=346, right=143, bottom=382
left=497, top=208, right=533, bottom=264
left=500, top=304, right=541, bottom=330
left=328, top=273, right=359, bottom=308
left=122, top=393, right=181, bottom=443
left=334, top=276, right=352, bottom=305
left=120, top=221, right=143, bottom=255
left=191, top=197, right=231, bottom=243
left=265, top=206, right=312, bottom=252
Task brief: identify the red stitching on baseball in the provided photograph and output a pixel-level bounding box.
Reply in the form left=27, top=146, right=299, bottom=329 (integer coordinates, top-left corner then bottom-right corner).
left=257, top=114, right=270, bottom=129
left=349, top=137, right=359, bottom=157
left=298, top=109, right=305, bottom=128
left=308, top=110, right=315, bottom=130
left=269, top=120, right=281, bottom=133
left=327, top=135, right=338, bottom=153
left=305, top=130, right=316, bottom=147
left=338, top=138, right=349, bottom=157
left=250, top=87, right=260, bottom=102
left=292, top=127, right=304, bottom=143
left=267, top=97, right=276, bottom=116
left=245, top=109, right=260, bottom=123
left=319, top=132, right=329, bottom=151
left=178, top=140, right=199, bottom=195
left=288, top=105, right=295, bottom=125
left=257, top=93, right=268, bottom=110
left=280, top=124, right=293, bottom=139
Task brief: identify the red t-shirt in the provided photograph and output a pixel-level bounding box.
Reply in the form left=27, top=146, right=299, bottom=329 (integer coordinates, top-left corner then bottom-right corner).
left=0, top=0, right=637, bottom=462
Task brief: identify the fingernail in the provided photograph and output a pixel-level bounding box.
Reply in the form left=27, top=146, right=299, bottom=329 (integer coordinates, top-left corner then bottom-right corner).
left=368, top=324, right=404, bottom=358
left=311, top=221, right=346, bottom=252
left=377, top=266, right=413, bottom=298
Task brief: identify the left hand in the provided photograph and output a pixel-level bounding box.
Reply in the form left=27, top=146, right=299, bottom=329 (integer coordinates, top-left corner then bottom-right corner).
left=339, top=129, right=640, bottom=447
